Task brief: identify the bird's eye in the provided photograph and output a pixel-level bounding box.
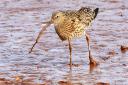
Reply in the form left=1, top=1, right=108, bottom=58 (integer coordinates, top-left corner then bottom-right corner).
left=55, top=15, right=59, bottom=18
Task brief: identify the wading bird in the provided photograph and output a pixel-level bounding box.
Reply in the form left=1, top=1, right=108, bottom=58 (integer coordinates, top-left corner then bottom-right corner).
left=29, top=7, right=99, bottom=68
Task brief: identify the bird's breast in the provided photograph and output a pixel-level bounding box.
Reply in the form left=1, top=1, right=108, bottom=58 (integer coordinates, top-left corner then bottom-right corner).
left=55, top=23, right=85, bottom=41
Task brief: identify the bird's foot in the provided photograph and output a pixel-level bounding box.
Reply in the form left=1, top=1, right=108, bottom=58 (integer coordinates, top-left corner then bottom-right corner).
left=89, top=59, right=99, bottom=73
left=90, top=58, right=99, bottom=66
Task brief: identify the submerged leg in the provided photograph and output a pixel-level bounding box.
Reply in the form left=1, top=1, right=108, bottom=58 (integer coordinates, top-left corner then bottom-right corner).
left=85, top=33, right=97, bottom=65
left=68, top=39, right=72, bottom=69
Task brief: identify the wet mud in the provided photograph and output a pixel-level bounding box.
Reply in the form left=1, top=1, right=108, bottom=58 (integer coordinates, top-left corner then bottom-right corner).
left=0, top=0, right=128, bottom=85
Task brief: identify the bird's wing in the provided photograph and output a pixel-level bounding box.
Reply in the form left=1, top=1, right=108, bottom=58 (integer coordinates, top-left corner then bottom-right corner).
left=77, top=7, right=95, bottom=26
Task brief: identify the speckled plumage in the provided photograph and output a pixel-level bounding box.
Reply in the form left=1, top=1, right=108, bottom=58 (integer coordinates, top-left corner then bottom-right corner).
left=30, top=7, right=99, bottom=68
left=52, top=7, right=99, bottom=41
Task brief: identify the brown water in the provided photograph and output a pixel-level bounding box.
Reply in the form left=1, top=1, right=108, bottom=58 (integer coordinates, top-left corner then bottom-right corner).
left=0, top=0, right=128, bottom=85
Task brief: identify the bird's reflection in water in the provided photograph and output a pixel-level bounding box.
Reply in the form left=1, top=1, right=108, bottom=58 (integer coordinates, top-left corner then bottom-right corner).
left=58, top=69, right=72, bottom=85
left=58, top=63, right=99, bottom=85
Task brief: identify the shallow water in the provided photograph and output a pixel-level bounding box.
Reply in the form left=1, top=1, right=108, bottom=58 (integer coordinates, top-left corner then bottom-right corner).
left=0, top=0, right=128, bottom=85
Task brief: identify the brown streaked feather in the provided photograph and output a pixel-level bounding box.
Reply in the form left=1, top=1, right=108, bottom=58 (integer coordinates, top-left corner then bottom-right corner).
left=53, top=7, right=99, bottom=41
left=55, top=17, right=78, bottom=40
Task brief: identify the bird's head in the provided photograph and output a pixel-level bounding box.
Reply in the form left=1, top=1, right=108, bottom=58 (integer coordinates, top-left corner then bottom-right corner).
left=51, top=11, right=65, bottom=25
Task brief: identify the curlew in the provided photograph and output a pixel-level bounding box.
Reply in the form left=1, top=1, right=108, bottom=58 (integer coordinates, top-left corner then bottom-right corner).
left=29, top=7, right=99, bottom=68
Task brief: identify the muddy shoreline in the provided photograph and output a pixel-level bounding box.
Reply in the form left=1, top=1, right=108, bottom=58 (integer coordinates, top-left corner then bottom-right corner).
left=0, top=0, right=128, bottom=85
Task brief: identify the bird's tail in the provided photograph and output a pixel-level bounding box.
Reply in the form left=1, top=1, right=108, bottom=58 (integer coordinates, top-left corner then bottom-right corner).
left=93, top=8, right=99, bottom=19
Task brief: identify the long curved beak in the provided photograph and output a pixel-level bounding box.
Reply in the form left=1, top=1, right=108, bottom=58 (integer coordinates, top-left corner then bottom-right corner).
left=29, top=20, right=52, bottom=53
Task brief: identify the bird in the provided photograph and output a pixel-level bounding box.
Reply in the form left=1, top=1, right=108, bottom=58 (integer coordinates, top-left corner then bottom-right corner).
left=29, top=7, right=99, bottom=68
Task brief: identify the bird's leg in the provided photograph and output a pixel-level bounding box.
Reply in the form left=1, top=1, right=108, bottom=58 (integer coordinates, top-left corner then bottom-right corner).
left=85, top=33, right=97, bottom=65
left=68, top=39, right=72, bottom=69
